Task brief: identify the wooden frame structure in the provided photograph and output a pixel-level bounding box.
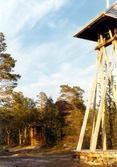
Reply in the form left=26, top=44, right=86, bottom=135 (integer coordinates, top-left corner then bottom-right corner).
left=72, top=2, right=117, bottom=165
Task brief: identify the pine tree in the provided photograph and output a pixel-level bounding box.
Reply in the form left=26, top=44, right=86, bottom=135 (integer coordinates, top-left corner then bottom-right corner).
left=58, top=84, right=86, bottom=111
left=36, top=92, right=47, bottom=112
left=42, top=97, right=61, bottom=146
left=0, top=32, right=20, bottom=106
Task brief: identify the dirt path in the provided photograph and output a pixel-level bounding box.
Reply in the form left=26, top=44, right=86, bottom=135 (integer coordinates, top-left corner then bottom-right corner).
left=0, top=154, right=77, bottom=167
left=0, top=146, right=79, bottom=167
left=0, top=146, right=114, bottom=167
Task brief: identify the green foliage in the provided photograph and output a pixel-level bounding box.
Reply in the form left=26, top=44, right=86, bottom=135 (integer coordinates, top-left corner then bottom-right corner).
left=0, top=32, right=87, bottom=148
left=0, top=33, right=20, bottom=106
left=0, top=86, right=86, bottom=147
left=58, top=84, right=86, bottom=111
left=42, top=97, right=62, bottom=146
left=62, top=126, right=76, bottom=136
left=0, top=33, right=6, bottom=52
left=97, top=62, right=116, bottom=149
left=55, top=85, right=86, bottom=146
left=0, top=92, right=39, bottom=145
left=105, top=68, right=116, bottom=149
left=36, top=92, right=47, bottom=112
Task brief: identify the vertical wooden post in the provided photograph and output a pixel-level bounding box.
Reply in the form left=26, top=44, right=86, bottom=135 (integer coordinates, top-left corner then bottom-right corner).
left=90, top=86, right=97, bottom=149
left=90, top=68, right=109, bottom=151
left=100, top=46, right=107, bottom=150
left=102, top=107, right=107, bottom=150
left=114, top=28, right=117, bottom=111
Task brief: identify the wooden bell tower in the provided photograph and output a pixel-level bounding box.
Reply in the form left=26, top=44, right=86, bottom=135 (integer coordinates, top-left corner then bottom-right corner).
left=74, top=2, right=117, bottom=153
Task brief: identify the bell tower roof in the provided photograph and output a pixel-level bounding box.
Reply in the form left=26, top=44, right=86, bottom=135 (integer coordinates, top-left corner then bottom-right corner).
left=74, top=2, right=117, bottom=42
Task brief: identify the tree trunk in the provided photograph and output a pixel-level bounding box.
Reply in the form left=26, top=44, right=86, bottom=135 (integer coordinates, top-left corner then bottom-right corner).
left=6, top=129, right=10, bottom=145
left=23, top=127, right=27, bottom=144
left=19, top=129, right=22, bottom=145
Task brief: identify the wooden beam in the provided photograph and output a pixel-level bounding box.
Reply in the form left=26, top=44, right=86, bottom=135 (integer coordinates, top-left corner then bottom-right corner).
left=90, top=44, right=113, bottom=151
left=95, top=35, right=117, bottom=50
left=114, top=39, right=117, bottom=111
left=90, top=85, right=97, bottom=149
left=76, top=50, right=101, bottom=150
left=100, top=48, right=106, bottom=150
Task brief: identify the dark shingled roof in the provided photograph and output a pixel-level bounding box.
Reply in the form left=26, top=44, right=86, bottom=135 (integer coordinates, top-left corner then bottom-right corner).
left=74, top=2, right=117, bottom=42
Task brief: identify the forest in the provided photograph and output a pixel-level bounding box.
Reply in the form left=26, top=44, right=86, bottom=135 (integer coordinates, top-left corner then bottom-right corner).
left=0, top=32, right=117, bottom=150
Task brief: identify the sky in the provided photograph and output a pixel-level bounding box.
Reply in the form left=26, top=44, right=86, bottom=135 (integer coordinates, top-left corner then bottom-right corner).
left=0, top=0, right=116, bottom=102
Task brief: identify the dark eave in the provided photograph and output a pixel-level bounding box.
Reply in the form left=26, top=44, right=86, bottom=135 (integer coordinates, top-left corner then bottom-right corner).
left=74, top=2, right=117, bottom=42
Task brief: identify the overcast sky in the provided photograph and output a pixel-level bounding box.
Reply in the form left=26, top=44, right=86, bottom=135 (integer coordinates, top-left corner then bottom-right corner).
left=0, top=0, right=116, bottom=102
